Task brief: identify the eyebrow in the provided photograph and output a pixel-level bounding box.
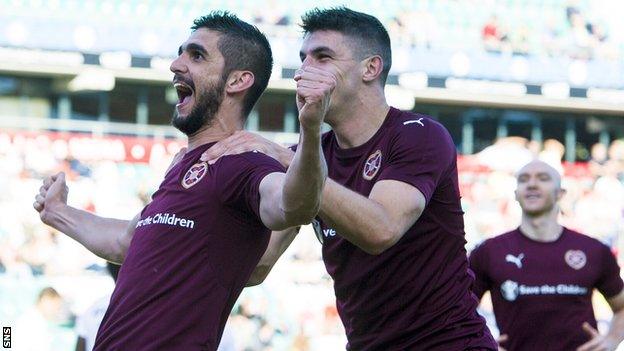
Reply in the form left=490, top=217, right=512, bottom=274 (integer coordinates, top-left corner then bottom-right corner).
left=178, top=42, right=208, bottom=56
left=299, top=46, right=337, bottom=61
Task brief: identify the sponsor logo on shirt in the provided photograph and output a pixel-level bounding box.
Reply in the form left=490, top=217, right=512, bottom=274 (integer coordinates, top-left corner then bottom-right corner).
left=182, top=162, right=208, bottom=189
left=505, top=253, right=525, bottom=268
left=312, top=219, right=336, bottom=244
left=565, top=250, right=587, bottom=270
left=363, top=150, right=382, bottom=181
left=136, top=212, right=195, bottom=229
left=501, top=280, right=519, bottom=301
left=500, top=279, right=588, bottom=301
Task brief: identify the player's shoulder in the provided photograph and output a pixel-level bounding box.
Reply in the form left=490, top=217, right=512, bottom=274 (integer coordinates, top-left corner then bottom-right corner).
left=217, top=151, right=285, bottom=173
left=387, top=108, right=444, bottom=133
left=475, top=229, right=519, bottom=251
left=385, top=108, right=451, bottom=146
left=564, top=227, right=611, bottom=251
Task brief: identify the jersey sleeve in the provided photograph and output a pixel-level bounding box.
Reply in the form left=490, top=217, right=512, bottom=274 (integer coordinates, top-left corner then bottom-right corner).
left=468, top=242, right=492, bottom=299
left=596, top=243, right=624, bottom=298
left=377, top=120, right=457, bottom=204
left=216, top=152, right=286, bottom=221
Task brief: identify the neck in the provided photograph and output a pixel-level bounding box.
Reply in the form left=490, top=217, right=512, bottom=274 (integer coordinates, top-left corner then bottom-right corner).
left=329, top=92, right=390, bottom=148
left=186, top=108, right=244, bottom=151
left=519, top=207, right=563, bottom=242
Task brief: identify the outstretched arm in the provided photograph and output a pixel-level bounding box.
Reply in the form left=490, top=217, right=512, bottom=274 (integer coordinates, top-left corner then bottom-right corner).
left=256, top=66, right=333, bottom=230
left=33, top=172, right=137, bottom=263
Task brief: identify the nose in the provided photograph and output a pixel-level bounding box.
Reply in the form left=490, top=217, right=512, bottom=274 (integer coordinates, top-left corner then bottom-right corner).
left=170, top=55, right=187, bottom=74
left=526, top=176, right=539, bottom=188
left=300, top=56, right=315, bottom=69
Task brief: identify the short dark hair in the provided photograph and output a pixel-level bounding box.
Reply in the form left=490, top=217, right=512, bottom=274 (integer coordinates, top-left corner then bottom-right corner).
left=192, top=12, right=273, bottom=117
left=301, top=7, right=392, bottom=85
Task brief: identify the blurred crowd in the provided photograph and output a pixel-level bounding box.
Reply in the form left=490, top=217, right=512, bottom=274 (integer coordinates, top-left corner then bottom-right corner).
left=246, top=0, right=623, bottom=61
left=1, top=131, right=623, bottom=350
left=480, top=1, right=620, bottom=59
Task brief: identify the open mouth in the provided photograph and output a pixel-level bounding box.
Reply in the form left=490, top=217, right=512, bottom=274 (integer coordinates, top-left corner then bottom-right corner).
left=174, top=82, right=194, bottom=107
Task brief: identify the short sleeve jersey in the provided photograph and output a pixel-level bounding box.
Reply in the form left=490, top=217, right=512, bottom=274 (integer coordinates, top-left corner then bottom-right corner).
left=307, top=107, right=496, bottom=350
left=469, top=227, right=624, bottom=351
left=93, top=143, right=284, bottom=351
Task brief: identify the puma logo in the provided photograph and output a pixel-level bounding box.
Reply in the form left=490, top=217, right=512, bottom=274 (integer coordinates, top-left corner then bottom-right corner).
left=403, top=118, right=424, bottom=127
left=505, top=253, right=525, bottom=268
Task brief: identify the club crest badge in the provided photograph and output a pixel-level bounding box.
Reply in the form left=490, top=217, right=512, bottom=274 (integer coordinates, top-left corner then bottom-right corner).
left=363, top=150, right=382, bottom=180
left=565, top=250, right=587, bottom=270
left=182, top=162, right=208, bottom=189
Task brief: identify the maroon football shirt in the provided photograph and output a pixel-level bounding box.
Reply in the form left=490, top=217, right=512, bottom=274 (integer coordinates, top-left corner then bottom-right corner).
left=311, top=108, right=496, bottom=350
left=93, top=142, right=284, bottom=350
left=470, top=227, right=624, bottom=351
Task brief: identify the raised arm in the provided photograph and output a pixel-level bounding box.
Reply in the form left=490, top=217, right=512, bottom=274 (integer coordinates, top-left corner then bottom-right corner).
left=33, top=172, right=137, bottom=263
left=256, top=66, right=333, bottom=230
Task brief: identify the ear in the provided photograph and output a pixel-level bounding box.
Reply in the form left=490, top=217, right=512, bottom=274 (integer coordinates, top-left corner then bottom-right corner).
left=362, top=55, right=384, bottom=83
left=225, top=71, right=255, bottom=94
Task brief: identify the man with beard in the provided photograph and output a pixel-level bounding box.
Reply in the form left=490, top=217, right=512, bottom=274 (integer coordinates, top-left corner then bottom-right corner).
left=469, top=160, right=624, bottom=351
left=33, top=12, right=331, bottom=350
left=200, top=7, right=496, bottom=350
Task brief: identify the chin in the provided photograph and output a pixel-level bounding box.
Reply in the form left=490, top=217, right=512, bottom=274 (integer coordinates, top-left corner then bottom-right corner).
left=523, top=205, right=554, bottom=216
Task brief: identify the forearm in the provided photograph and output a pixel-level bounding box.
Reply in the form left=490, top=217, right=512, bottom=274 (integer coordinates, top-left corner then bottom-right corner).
left=606, top=309, right=624, bottom=344
left=246, top=227, right=299, bottom=286
left=45, top=205, right=130, bottom=262
left=281, top=125, right=327, bottom=224
left=319, top=179, right=398, bottom=254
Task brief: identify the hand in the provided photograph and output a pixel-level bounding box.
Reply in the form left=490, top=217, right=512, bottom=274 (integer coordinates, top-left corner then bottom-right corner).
left=165, top=147, right=187, bottom=174
left=33, top=172, right=69, bottom=225
left=199, top=131, right=293, bottom=167
left=577, top=322, right=619, bottom=351
left=497, top=334, right=508, bottom=351
left=294, top=66, right=336, bottom=130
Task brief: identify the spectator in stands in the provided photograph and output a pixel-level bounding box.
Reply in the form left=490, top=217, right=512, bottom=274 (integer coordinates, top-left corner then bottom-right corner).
left=539, top=138, right=565, bottom=174
left=568, top=12, right=592, bottom=59
left=607, top=140, right=624, bottom=180
left=589, top=142, right=609, bottom=177
left=470, top=160, right=624, bottom=351
left=482, top=15, right=510, bottom=53
left=512, top=25, right=531, bottom=55
left=542, top=16, right=563, bottom=57
left=14, top=287, right=66, bottom=351
left=75, top=263, right=120, bottom=351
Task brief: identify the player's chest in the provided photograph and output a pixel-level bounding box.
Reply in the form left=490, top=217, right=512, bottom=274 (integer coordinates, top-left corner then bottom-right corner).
left=490, top=248, right=598, bottom=301
left=326, top=146, right=389, bottom=197
left=137, top=165, right=221, bottom=232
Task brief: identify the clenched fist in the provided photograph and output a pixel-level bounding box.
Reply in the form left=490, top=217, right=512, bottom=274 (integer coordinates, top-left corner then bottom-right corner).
left=294, top=66, right=337, bottom=129
left=33, top=172, right=68, bottom=225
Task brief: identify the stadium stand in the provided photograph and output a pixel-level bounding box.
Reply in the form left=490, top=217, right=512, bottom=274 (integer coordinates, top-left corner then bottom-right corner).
left=1, top=1, right=623, bottom=350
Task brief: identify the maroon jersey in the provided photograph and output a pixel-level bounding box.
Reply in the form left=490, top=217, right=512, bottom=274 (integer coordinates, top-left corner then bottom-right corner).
left=311, top=108, right=495, bottom=350
left=94, top=143, right=284, bottom=350
left=470, top=227, right=624, bottom=351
